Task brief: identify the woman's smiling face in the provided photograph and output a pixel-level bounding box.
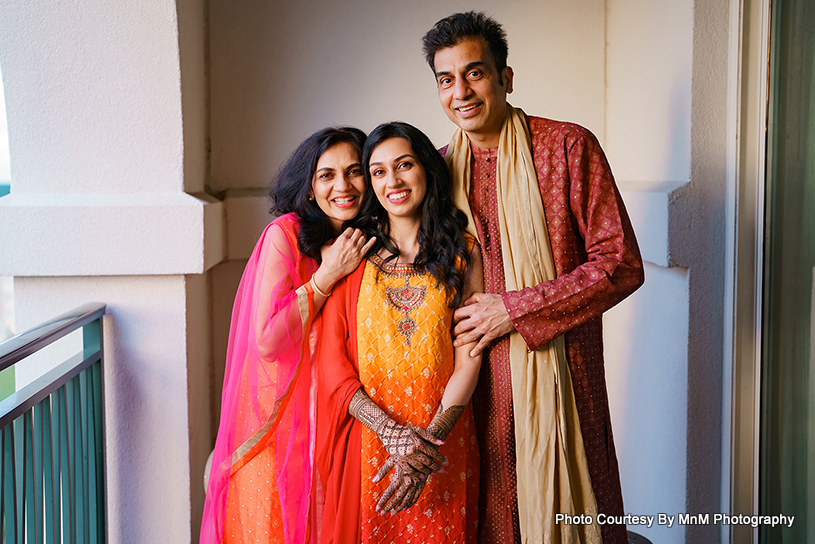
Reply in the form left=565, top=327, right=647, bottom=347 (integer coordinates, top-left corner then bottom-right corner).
left=310, top=142, right=365, bottom=232
left=367, top=137, right=427, bottom=223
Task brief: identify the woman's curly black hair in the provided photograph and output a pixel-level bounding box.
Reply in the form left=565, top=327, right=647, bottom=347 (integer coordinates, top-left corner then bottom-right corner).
left=269, top=126, right=367, bottom=262
left=358, top=122, right=470, bottom=308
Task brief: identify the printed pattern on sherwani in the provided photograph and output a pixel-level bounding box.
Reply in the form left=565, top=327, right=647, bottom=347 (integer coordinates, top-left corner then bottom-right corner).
left=467, top=144, right=521, bottom=544
left=445, top=115, right=644, bottom=544
left=356, top=255, right=479, bottom=544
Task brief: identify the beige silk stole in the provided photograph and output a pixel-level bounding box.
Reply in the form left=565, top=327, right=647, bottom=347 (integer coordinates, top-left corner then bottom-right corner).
left=446, top=106, right=602, bottom=543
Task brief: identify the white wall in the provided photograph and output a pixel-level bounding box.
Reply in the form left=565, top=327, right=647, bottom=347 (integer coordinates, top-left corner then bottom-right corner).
left=603, top=1, right=694, bottom=543
left=0, top=63, right=10, bottom=185
left=13, top=277, right=195, bottom=542
left=209, top=0, right=606, bottom=195
left=1, top=3, right=183, bottom=195
left=0, top=0, right=219, bottom=542
left=0, top=277, right=12, bottom=341
left=606, top=0, right=692, bottom=188
left=1, top=49, right=16, bottom=344
left=605, top=264, right=689, bottom=544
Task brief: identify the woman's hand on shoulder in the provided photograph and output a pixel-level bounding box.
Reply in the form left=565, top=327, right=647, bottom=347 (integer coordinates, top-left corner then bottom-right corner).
left=313, top=228, right=376, bottom=293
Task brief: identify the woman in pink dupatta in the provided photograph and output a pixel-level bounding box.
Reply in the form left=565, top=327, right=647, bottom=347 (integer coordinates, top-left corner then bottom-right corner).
left=200, top=127, right=375, bottom=544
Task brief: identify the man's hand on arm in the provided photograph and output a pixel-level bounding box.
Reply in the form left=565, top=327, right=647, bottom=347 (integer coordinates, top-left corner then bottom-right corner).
left=452, top=292, right=516, bottom=357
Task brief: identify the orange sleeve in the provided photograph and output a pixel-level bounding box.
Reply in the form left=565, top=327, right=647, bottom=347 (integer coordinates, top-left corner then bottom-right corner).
left=315, top=263, right=365, bottom=544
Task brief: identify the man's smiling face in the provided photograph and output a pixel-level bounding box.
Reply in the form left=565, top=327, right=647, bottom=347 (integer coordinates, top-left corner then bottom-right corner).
left=433, top=38, right=513, bottom=149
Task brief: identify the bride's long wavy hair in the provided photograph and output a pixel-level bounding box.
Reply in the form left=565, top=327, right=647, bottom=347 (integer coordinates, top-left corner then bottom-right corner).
left=357, top=122, right=470, bottom=308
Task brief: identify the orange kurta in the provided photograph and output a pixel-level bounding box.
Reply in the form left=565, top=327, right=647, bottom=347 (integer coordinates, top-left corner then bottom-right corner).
left=223, top=444, right=284, bottom=543
left=316, top=256, right=478, bottom=544
left=204, top=214, right=319, bottom=544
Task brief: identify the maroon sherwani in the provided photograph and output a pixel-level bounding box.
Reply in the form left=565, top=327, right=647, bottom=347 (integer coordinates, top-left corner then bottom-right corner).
left=445, top=116, right=643, bottom=544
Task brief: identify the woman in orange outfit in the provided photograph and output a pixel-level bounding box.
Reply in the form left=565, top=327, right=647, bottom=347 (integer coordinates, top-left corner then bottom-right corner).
left=316, top=122, right=483, bottom=544
left=201, top=127, right=376, bottom=544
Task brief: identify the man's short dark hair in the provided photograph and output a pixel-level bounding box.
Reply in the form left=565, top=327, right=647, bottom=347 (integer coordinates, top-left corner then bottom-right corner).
left=421, top=11, right=508, bottom=74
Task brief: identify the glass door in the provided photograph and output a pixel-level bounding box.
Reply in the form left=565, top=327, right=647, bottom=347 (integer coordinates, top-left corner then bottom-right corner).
left=760, top=0, right=815, bottom=541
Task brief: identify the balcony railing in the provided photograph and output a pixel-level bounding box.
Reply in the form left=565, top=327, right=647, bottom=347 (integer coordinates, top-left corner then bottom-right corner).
left=0, top=303, right=106, bottom=543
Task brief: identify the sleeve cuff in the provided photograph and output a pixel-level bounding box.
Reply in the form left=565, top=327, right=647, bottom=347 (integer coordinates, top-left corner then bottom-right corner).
left=502, top=290, right=544, bottom=351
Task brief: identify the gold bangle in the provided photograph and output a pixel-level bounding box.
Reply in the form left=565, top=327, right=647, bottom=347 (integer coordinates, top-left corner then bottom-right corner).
left=310, top=275, right=331, bottom=297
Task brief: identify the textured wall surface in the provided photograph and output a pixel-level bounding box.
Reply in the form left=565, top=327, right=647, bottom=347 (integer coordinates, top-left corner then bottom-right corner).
left=0, top=1, right=184, bottom=195
left=0, top=0, right=736, bottom=542
left=13, top=276, right=198, bottom=543
left=208, top=0, right=606, bottom=193
left=0, top=0, right=216, bottom=542
left=603, top=1, right=695, bottom=543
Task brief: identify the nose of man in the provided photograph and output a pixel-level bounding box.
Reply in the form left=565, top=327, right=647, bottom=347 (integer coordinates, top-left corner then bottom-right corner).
left=453, top=78, right=472, bottom=100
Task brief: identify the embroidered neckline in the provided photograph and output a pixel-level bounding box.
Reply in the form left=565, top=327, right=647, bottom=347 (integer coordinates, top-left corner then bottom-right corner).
left=385, top=276, right=426, bottom=346
left=368, top=253, right=422, bottom=277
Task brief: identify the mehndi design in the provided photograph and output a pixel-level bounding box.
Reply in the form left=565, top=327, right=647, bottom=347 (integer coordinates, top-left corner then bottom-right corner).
left=348, top=388, right=448, bottom=512
left=427, top=403, right=466, bottom=440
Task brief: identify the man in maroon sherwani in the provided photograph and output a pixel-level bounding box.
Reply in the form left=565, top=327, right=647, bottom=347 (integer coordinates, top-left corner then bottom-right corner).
left=422, top=12, right=644, bottom=544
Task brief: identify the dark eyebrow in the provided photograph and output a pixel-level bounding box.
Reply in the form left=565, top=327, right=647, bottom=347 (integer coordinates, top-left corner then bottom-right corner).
left=435, top=61, right=487, bottom=80
left=315, top=166, right=335, bottom=174
left=369, top=154, right=415, bottom=168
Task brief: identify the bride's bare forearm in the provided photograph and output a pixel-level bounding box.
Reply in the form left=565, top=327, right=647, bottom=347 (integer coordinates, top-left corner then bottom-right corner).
left=429, top=342, right=481, bottom=439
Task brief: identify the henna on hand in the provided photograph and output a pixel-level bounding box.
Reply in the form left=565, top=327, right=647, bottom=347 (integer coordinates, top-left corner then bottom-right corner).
left=349, top=389, right=449, bottom=512
left=378, top=420, right=445, bottom=472
left=376, top=463, right=428, bottom=513
left=348, top=388, right=389, bottom=434
left=427, top=403, right=466, bottom=440
left=348, top=389, right=447, bottom=476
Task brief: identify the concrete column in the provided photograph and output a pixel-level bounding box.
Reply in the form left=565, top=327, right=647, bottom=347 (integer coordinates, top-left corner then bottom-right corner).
left=603, top=1, right=694, bottom=544
left=0, top=0, right=222, bottom=542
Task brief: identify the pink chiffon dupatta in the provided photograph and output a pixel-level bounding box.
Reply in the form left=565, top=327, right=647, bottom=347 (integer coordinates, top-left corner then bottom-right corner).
left=201, top=213, right=320, bottom=544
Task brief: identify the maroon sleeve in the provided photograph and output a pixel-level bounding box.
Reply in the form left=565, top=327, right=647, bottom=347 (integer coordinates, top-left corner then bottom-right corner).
left=501, top=128, right=644, bottom=350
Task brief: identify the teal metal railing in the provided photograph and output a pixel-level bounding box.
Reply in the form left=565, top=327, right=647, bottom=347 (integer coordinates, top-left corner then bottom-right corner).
left=0, top=303, right=106, bottom=543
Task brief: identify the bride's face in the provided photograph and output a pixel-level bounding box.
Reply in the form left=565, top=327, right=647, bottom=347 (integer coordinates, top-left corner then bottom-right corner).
left=367, top=137, right=427, bottom=222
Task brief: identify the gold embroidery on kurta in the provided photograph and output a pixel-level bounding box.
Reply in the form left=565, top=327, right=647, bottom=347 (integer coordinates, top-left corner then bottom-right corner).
left=385, top=277, right=426, bottom=346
